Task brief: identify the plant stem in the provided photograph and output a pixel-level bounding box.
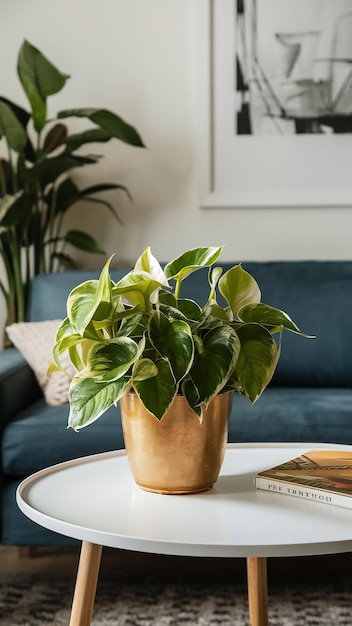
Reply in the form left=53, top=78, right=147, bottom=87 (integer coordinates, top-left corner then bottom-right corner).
left=174, top=279, right=181, bottom=300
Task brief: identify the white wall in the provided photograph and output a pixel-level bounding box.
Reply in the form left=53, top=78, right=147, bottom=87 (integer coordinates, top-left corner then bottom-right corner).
left=1, top=0, right=352, bottom=339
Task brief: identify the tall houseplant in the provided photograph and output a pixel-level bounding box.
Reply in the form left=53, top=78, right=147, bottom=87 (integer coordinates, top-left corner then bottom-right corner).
left=50, top=247, right=311, bottom=493
left=0, top=40, right=144, bottom=327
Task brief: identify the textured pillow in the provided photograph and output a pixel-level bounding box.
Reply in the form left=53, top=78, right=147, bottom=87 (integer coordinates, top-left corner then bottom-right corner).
left=6, top=320, right=73, bottom=406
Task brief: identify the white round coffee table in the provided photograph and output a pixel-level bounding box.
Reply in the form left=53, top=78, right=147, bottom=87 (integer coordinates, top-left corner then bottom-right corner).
left=17, top=443, right=352, bottom=626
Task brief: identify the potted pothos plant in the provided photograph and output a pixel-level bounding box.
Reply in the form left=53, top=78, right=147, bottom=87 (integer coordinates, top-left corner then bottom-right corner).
left=0, top=40, right=144, bottom=329
left=49, top=246, right=311, bottom=494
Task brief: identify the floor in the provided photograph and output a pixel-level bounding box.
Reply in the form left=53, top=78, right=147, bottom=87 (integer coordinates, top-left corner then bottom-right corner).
left=1, top=544, right=352, bottom=586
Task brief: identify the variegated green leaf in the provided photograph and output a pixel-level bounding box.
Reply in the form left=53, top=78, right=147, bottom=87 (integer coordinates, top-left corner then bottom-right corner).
left=164, top=246, right=223, bottom=282
left=87, top=336, right=144, bottom=381
left=132, top=358, right=158, bottom=382
left=134, top=247, right=170, bottom=304
left=159, top=299, right=201, bottom=324
left=117, top=311, right=144, bottom=337
left=235, top=324, right=278, bottom=403
left=113, top=271, right=166, bottom=309
left=207, top=302, right=232, bottom=322
left=48, top=317, right=88, bottom=374
left=190, top=326, right=240, bottom=406
left=148, top=311, right=194, bottom=382
left=219, top=264, right=261, bottom=316
left=159, top=291, right=177, bottom=307
left=159, top=304, right=188, bottom=322
left=238, top=302, right=310, bottom=335
left=181, top=377, right=202, bottom=418
left=67, top=256, right=113, bottom=334
left=208, top=265, right=223, bottom=300
left=176, top=299, right=202, bottom=321
left=133, top=358, right=176, bottom=420
left=57, top=316, right=103, bottom=344
left=68, top=376, right=130, bottom=430
left=134, top=246, right=169, bottom=285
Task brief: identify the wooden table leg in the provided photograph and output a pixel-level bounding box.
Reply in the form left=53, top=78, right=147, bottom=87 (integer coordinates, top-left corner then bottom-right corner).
left=246, top=556, right=268, bottom=626
left=69, top=541, right=103, bottom=626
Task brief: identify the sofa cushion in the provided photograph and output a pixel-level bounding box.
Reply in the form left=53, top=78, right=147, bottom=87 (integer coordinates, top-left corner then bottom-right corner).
left=0, top=348, right=42, bottom=424
left=6, top=320, right=73, bottom=406
left=2, top=399, right=124, bottom=477
left=231, top=387, right=352, bottom=444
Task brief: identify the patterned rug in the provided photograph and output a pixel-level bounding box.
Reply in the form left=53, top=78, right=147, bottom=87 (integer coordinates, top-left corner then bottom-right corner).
left=0, top=571, right=351, bottom=626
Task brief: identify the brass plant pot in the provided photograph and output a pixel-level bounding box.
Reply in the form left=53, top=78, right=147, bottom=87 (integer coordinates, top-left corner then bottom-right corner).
left=120, top=391, right=233, bottom=494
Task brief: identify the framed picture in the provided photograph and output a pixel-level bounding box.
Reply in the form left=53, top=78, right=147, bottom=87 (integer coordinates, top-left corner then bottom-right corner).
left=200, top=0, right=352, bottom=208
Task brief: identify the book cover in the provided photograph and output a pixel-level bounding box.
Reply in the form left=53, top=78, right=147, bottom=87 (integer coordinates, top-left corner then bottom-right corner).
left=255, top=449, right=352, bottom=510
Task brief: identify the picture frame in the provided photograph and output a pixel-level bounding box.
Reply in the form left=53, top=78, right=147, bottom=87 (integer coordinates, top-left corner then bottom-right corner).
left=199, top=0, right=352, bottom=209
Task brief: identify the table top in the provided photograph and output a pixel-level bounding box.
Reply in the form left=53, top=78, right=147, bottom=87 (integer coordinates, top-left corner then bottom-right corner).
left=16, top=443, right=352, bottom=558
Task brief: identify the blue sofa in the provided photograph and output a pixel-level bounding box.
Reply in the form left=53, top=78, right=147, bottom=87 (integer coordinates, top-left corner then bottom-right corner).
left=1, top=260, right=352, bottom=546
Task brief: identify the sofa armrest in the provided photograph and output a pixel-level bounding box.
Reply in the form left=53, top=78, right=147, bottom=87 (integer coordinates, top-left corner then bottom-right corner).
left=0, top=348, right=42, bottom=428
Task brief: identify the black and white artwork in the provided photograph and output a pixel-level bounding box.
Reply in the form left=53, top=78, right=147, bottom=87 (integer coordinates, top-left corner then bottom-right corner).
left=205, top=0, right=352, bottom=207
left=236, top=0, right=352, bottom=135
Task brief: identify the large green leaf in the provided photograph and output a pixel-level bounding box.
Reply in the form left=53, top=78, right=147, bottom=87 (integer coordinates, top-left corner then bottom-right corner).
left=44, top=180, right=124, bottom=219
left=0, top=101, right=27, bottom=151
left=70, top=183, right=127, bottom=203
left=0, top=196, right=16, bottom=232
left=64, top=128, right=112, bottom=152
left=49, top=250, right=77, bottom=270
left=17, top=40, right=69, bottom=132
left=0, top=98, right=35, bottom=162
left=44, top=178, right=78, bottom=215
left=234, top=324, right=278, bottom=403
left=0, top=191, right=36, bottom=229
left=58, top=108, right=145, bottom=147
left=28, top=154, right=97, bottom=188
left=133, top=358, right=176, bottom=420
left=148, top=311, right=194, bottom=382
left=238, top=302, right=309, bottom=335
left=43, top=123, right=67, bottom=154
left=164, top=246, right=223, bottom=282
left=64, top=230, right=105, bottom=254
left=219, top=264, right=261, bottom=316
left=190, top=326, right=240, bottom=405
left=0, top=97, right=31, bottom=129
left=87, top=336, right=142, bottom=381
left=68, top=376, right=130, bottom=430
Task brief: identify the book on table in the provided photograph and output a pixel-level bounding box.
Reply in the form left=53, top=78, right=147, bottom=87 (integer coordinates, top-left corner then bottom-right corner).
left=255, top=449, right=352, bottom=510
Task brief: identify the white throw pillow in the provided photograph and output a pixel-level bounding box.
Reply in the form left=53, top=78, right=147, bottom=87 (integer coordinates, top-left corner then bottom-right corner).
left=6, top=320, right=73, bottom=406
